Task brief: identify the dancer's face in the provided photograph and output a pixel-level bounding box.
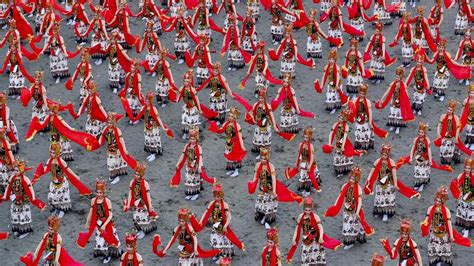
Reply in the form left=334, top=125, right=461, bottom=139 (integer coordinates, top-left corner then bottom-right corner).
left=96, top=190, right=104, bottom=199
left=401, top=232, right=409, bottom=241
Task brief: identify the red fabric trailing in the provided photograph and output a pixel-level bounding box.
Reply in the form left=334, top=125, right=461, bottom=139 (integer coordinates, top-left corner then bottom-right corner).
left=342, top=22, right=364, bottom=36
left=0, top=232, right=7, bottom=240
left=51, top=116, right=100, bottom=151
left=444, top=51, right=471, bottom=80
left=322, top=144, right=334, bottom=154
left=199, top=104, right=219, bottom=119
left=313, top=80, right=322, bottom=93
left=460, top=99, right=472, bottom=131
left=232, top=92, right=252, bottom=112
left=12, top=6, right=33, bottom=40
left=200, top=170, right=215, bottom=184
left=57, top=159, right=91, bottom=195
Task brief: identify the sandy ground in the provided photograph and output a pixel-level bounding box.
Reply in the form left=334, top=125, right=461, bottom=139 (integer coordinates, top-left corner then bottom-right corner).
left=0, top=1, right=473, bottom=265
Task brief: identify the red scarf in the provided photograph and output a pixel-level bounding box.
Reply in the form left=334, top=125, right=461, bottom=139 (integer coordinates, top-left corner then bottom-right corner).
left=261, top=245, right=278, bottom=266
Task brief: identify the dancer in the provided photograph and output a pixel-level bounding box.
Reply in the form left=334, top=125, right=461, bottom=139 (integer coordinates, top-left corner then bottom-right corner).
left=347, top=84, right=388, bottom=151
left=170, top=70, right=217, bottom=138
left=123, top=162, right=158, bottom=238
left=120, top=233, right=144, bottom=265
left=285, top=127, right=321, bottom=196
left=261, top=228, right=282, bottom=266
left=420, top=187, right=471, bottom=265
left=325, top=166, right=374, bottom=250
left=208, top=107, right=247, bottom=177
left=185, top=34, right=213, bottom=85
left=389, top=12, right=414, bottom=67
left=0, top=92, right=19, bottom=152
left=364, top=144, right=420, bottom=222
left=170, top=126, right=215, bottom=201
left=286, top=197, right=342, bottom=264
left=269, top=24, right=313, bottom=79
left=272, top=74, right=315, bottom=133
left=342, top=38, right=370, bottom=96
left=434, top=100, right=465, bottom=165
left=197, top=62, right=235, bottom=124
left=76, top=179, right=122, bottom=264
left=322, top=110, right=361, bottom=176
left=0, top=37, right=35, bottom=97
left=240, top=41, right=282, bottom=96
left=148, top=49, right=177, bottom=107
left=405, top=52, right=430, bottom=115
left=314, top=49, right=348, bottom=114
left=127, top=91, right=174, bottom=162
left=454, top=29, right=473, bottom=86
left=32, top=141, right=91, bottom=218
left=31, top=22, right=80, bottom=83
left=363, top=22, right=397, bottom=84
left=97, top=112, right=137, bottom=184
left=449, top=158, right=474, bottom=237
left=66, top=47, right=93, bottom=101
left=0, top=129, right=15, bottom=195
left=197, top=183, right=245, bottom=260
left=248, top=148, right=302, bottom=228
left=71, top=81, right=108, bottom=138
left=20, top=215, right=83, bottom=265
left=427, top=38, right=472, bottom=102
left=151, top=208, right=220, bottom=264
left=118, top=60, right=145, bottom=122
left=1, top=159, right=46, bottom=238
left=375, top=67, right=414, bottom=135
left=380, top=219, right=423, bottom=265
